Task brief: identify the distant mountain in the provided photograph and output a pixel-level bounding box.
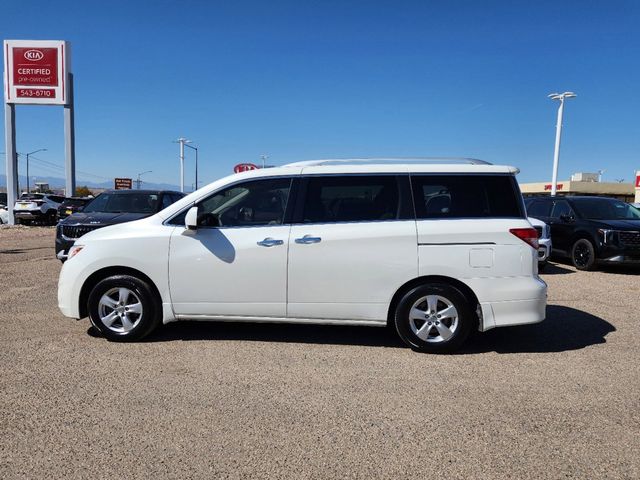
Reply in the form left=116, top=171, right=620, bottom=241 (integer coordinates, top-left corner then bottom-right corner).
left=0, top=174, right=182, bottom=192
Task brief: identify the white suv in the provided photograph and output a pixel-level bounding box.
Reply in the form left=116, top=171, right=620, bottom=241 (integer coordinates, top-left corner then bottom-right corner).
left=58, top=159, right=547, bottom=353
left=14, top=193, right=64, bottom=225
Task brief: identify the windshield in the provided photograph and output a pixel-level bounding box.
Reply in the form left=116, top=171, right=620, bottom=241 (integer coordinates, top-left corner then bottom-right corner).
left=83, top=192, right=159, bottom=214
left=573, top=198, right=640, bottom=220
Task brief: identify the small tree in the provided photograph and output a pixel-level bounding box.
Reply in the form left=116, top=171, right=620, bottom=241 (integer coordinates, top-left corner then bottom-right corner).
left=76, top=185, right=93, bottom=197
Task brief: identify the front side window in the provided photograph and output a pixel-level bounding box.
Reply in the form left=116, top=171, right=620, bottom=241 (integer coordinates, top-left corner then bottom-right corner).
left=412, top=175, right=523, bottom=219
left=197, top=177, right=292, bottom=227
left=550, top=200, right=573, bottom=219
left=301, top=175, right=400, bottom=223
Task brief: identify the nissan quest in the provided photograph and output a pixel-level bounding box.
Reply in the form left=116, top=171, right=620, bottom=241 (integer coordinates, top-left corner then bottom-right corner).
left=57, top=159, right=547, bottom=353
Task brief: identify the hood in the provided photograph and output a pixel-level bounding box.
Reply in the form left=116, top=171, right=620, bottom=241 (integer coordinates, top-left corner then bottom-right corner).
left=589, top=219, right=640, bottom=230
left=60, top=211, right=151, bottom=226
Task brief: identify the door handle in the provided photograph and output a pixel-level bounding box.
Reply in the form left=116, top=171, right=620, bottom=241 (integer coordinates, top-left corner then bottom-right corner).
left=257, top=237, right=284, bottom=247
left=295, top=235, right=322, bottom=244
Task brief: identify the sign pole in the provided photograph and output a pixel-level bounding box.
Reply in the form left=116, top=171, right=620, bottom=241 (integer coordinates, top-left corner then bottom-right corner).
left=4, top=103, right=17, bottom=225
left=64, top=72, right=76, bottom=197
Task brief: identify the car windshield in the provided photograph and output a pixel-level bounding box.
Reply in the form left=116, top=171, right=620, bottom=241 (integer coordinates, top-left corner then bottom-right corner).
left=83, top=192, right=159, bottom=214
left=573, top=198, right=640, bottom=220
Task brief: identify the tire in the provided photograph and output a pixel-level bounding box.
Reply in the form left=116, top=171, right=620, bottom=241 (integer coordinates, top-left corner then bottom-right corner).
left=571, top=238, right=596, bottom=271
left=87, top=275, right=161, bottom=342
left=394, top=283, right=475, bottom=353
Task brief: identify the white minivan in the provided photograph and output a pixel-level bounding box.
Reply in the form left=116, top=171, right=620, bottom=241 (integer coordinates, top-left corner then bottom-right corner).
left=58, top=159, right=547, bottom=353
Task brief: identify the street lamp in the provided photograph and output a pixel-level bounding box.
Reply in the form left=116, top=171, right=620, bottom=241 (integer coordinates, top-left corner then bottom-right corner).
left=24, top=148, right=47, bottom=194
left=173, top=138, right=192, bottom=192
left=136, top=170, right=152, bottom=189
left=548, top=92, right=576, bottom=196
left=184, top=143, right=199, bottom=191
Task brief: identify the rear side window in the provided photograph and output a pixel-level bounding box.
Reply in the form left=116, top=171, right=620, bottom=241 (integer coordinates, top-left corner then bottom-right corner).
left=301, top=175, right=401, bottom=223
left=411, top=175, right=523, bottom=219
left=526, top=199, right=552, bottom=217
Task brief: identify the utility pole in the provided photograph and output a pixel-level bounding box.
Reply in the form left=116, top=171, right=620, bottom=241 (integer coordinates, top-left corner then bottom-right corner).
left=260, top=154, right=268, bottom=168
left=24, top=148, right=47, bottom=194
left=548, top=92, right=576, bottom=196
left=135, top=170, right=152, bottom=189
left=174, top=137, right=191, bottom=192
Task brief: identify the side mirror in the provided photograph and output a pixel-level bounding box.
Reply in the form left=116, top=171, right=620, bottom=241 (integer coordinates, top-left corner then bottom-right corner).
left=185, top=206, right=198, bottom=230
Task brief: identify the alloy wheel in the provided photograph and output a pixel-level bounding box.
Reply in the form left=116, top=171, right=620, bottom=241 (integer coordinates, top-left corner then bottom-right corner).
left=408, top=295, right=459, bottom=343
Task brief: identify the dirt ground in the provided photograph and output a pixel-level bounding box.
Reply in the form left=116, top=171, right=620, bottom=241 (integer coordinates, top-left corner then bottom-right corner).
left=1, top=226, right=638, bottom=479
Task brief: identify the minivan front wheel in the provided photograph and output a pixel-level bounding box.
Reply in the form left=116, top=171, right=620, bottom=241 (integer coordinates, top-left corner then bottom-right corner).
left=571, top=239, right=596, bottom=271
left=394, top=283, right=474, bottom=353
left=87, top=275, right=161, bottom=341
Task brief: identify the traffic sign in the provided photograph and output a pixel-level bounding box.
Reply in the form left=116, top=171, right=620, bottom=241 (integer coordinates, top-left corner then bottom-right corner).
left=114, top=178, right=133, bottom=190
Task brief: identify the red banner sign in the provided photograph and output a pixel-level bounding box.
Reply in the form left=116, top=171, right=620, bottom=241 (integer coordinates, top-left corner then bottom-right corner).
left=636, top=175, right=640, bottom=188
left=234, top=163, right=258, bottom=173
left=12, top=47, right=59, bottom=86
left=544, top=183, right=563, bottom=191
left=4, top=40, right=69, bottom=105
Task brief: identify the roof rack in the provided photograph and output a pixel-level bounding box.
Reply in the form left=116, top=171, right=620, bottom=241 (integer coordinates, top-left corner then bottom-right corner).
left=283, top=157, right=492, bottom=167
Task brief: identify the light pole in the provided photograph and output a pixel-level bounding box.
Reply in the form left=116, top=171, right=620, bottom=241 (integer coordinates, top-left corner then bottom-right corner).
left=135, top=170, right=152, bottom=189
left=548, top=92, right=576, bottom=196
left=173, top=138, right=192, bottom=192
left=184, top=143, right=198, bottom=191
left=24, top=148, right=47, bottom=194
left=260, top=154, right=268, bottom=168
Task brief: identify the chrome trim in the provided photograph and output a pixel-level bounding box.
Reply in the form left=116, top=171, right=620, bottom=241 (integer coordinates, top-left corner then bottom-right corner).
left=257, top=238, right=284, bottom=247
left=295, top=235, right=322, bottom=244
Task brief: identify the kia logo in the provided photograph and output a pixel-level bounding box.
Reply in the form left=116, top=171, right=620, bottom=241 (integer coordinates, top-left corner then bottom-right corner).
left=23, top=50, right=44, bottom=61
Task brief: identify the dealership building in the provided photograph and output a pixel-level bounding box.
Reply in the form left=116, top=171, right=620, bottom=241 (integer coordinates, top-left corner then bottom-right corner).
left=520, top=172, right=639, bottom=203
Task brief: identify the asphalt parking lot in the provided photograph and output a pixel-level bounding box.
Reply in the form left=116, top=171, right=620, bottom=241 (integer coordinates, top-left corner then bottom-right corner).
left=1, top=226, right=638, bottom=479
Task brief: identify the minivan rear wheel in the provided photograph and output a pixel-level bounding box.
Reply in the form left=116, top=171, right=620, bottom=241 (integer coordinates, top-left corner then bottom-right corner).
left=87, top=275, right=161, bottom=342
left=394, top=283, right=474, bottom=353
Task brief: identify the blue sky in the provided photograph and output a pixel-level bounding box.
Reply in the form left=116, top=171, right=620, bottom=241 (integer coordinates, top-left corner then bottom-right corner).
left=2, top=0, right=639, bottom=188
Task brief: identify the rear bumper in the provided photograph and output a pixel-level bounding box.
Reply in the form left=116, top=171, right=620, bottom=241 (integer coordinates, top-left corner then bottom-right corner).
left=14, top=209, right=45, bottom=219
left=474, top=276, right=547, bottom=331
left=538, top=238, right=551, bottom=262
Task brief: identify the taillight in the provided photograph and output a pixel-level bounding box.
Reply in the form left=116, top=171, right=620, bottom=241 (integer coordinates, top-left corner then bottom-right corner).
left=510, top=228, right=539, bottom=249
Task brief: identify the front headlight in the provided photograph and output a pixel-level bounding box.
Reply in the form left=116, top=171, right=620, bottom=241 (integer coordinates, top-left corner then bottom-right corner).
left=68, top=244, right=85, bottom=259
left=597, top=229, right=617, bottom=244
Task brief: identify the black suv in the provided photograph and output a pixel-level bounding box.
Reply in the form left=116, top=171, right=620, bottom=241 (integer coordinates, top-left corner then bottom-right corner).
left=525, top=196, right=640, bottom=270
left=56, top=189, right=185, bottom=259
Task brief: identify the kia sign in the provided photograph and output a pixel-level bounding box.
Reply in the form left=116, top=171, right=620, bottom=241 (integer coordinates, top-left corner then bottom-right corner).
left=234, top=163, right=258, bottom=173
left=4, top=40, right=70, bottom=105
left=114, top=178, right=133, bottom=190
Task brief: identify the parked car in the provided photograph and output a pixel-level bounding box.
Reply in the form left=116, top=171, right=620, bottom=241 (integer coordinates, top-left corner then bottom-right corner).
left=57, top=197, right=92, bottom=220
left=58, top=159, right=547, bottom=352
left=525, top=196, right=640, bottom=270
left=528, top=217, right=552, bottom=271
left=0, top=206, right=8, bottom=224
left=56, top=189, right=185, bottom=259
left=13, top=193, right=65, bottom=225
